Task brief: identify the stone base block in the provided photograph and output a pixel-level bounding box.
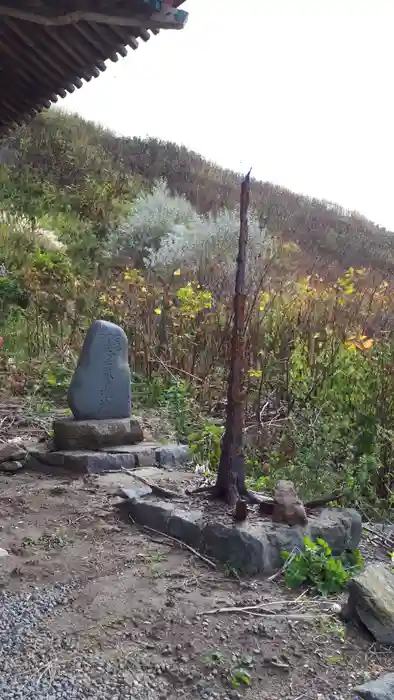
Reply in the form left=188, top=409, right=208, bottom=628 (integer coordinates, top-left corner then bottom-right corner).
left=53, top=417, right=143, bottom=451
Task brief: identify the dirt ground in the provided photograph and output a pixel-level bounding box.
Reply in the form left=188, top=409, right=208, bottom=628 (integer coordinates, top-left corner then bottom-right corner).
left=0, top=469, right=392, bottom=700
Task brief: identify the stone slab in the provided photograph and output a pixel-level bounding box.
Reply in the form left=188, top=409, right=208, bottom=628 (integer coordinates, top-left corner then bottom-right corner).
left=342, top=563, right=394, bottom=644
left=53, top=417, right=143, bottom=451
left=26, top=449, right=138, bottom=474
left=354, top=673, right=394, bottom=700
left=100, top=442, right=158, bottom=468
left=125, top=498, right=362, bottom=576
left=96, top=467, right=196, bottom=495
left=100, top=443, right=191, bottom=470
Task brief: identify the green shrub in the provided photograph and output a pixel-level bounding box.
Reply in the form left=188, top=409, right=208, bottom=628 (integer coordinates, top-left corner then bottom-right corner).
left=282, top=536, right=364, bottom=596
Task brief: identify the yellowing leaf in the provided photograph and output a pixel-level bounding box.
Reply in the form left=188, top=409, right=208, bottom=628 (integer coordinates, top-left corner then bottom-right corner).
left=248, top=369, right=262, bottom=378
left=173, top=268, right=181, bottom=276
left=259, top=291, right=270, bottom=312
left=154, top=307, right=162, bottom=315
left=327, top=656, right=343, bottom=664
left=358, top=338, right=374, bottom=350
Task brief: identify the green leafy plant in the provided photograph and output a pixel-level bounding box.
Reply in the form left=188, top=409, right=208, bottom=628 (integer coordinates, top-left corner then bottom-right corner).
left=281, top=536, right=364, bottom=596
left=164, top=381, right=196, bottom=442
left=188, top=421, right=224, bottom=472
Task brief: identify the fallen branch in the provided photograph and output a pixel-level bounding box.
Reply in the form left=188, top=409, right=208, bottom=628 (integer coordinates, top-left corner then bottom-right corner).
left=128, top=516, right=216, bottom=570
left=305, top=489, right=351, bottom=509
left=201, top=604, right=331, bottom=621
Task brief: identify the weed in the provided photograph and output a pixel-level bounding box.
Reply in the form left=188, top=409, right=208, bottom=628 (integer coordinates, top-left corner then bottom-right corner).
left=188, top=421, right=224, bottom=473
left=146, top=550, right=167, bottom=563
left=281, top=536, right=364, bottom=596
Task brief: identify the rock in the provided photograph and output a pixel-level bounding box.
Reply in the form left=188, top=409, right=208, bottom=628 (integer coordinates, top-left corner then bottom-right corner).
left=127, top=498, right=175, bottom=531
left=0, top=460, right=24, bottom=473
left=342, top=563, right=394, bottom=644
left=0, top=441, right=26, bottom=464
left=68, top=319, right=131, bottom=420
left=157, top=444, right=191, bottom=469
left=310, top=507, right=362, bottom=553
left=0, top=547, right=8, bottom=557
left=168, top=508, right=204, bottom=548
left=272, top=480, right=308, bottom=526
left=354, top=673, right=394, bottom=700
left=53, top=416, right=143, bottom=450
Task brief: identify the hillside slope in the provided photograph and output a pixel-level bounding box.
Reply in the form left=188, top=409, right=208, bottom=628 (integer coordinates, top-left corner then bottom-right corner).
left=1, top=108, right=394, bottom=273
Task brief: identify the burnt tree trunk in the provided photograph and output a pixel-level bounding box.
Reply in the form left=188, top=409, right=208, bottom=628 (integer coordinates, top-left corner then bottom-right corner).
left=215, top=171, right=251, bottom=505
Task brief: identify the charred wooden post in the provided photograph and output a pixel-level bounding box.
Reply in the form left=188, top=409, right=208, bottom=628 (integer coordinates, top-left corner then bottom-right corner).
left=215, top=171, right=251, bottom=505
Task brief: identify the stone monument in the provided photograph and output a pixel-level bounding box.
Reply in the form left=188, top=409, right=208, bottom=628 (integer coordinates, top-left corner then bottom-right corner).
left=68, top=319, right=131, bottom=420
left=52, top=320, right=144, bottom=462
left=26, top=320, right=191, bottom=474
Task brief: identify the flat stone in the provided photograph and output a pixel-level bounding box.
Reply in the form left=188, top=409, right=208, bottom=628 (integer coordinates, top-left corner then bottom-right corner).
left=354, top=673, right=394, bottom=700
left=96, top=467, right=196, bottom=494
left=157, top=444, right=191, bottom=469
left=342, top=564, right=394, bottom=644
left=28, top=449, right=138, bottom=474
left=53, top=417, right=143, bottom=451
left=126, top=497, right=361, bottom=576
left=120, top=484, right=153, bottom=500
left=100, top=442, right=157, bottom=453
left=68, top=319, right=131, bottom=420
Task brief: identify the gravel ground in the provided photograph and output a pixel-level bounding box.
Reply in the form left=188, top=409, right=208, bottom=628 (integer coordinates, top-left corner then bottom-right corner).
left=0, top=470, right=393, bottom=700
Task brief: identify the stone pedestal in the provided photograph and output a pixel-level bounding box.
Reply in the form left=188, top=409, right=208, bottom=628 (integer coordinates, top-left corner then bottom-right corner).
left=53, top=417, right=143, bottom=451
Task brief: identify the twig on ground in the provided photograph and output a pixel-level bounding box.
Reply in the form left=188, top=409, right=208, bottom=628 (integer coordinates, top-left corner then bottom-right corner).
left=267, top=547, right=299, bottom=582
left=128, top=515, right=216, bottom=570
left=243, top=611, right=330, bottom=620
left=202, top=595, right=335, bottom=617
left=363, top=523, right=394, bottom=548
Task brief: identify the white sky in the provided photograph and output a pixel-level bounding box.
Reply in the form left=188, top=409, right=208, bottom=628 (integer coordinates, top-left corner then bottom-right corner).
left=62, top=0, right=394, bottom=230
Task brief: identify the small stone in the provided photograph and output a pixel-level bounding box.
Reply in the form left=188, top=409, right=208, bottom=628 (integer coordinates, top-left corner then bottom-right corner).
left=0, top=547, right=8, bottom=557
left=342, top=564, right=394, bottom=644
left=0, top=442, right=26, bottom=464
left=354, top=672, right=394, bottom=700
left=0, top=460, right=24, bottom=473
left=272, top=480, right=307, bottom=526
left=68, top=319, right=132, bottom=420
